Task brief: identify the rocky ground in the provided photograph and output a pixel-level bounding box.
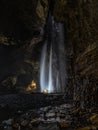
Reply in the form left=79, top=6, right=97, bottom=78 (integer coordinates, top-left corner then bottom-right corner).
left=0, top=93, right=66, bottom=110
left=0, top=93, right=67, bottom=122
left=0, top=94, right=98, bottom=130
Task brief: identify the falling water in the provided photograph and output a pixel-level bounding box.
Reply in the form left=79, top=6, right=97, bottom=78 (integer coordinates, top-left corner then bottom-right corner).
left=48, top=45, right=54, bottom=93
left=40, top=14, right=66, bottom=93
left=56, top=71, right=60, bottom=92
left=40, top=43, right=54, bottom=93
left=40, top=42, right=47, bottom=92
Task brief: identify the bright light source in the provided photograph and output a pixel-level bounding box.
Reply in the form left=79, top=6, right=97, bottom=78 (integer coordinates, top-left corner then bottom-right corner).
left=43, top=89, right=48, bottom=94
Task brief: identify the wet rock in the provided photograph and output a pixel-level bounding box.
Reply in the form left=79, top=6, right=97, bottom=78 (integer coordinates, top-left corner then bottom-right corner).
left=36, top=0, right=49, bottom=24
left=57, top=121, right=69, bottom=129
left=30, top=120, right=40, bottom=127
left=12, top=123, right=20, bottom=130
left=2, top=76, right=17, bottom=88
left=28, top=123, right=33, bottom=129
left=76, top=125, right=97, bottom=130
left=88, top=114, right=98, bottom=126
left=72, top=108, right=80, bottom=114
left=2, top=119, right=13, bottom=126
left=20, top=119, right=28, bottom=127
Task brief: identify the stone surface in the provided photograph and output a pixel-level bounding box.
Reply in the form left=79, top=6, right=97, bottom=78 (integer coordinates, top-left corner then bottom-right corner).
left=1, top=103, right=98, bottom=130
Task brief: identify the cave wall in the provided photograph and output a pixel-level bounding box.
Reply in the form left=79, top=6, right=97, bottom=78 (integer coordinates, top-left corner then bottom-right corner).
left=0, top=0, right=48, bottom=43
left=53, top=0, right=98, bottom=109
left=74, top=43, right=98, bottom=109
left=0, top=0, right=49, bottom=93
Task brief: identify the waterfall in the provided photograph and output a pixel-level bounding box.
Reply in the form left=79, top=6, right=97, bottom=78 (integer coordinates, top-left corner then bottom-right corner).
left=56, top=71, right=60, bottom=92
left=48, top=45, right=54, bottom=93
left=40, top=42, right=47, bottom=92
left=40, top=14, right=66, bottom=93
left=40, top=43, right=54, bottom=93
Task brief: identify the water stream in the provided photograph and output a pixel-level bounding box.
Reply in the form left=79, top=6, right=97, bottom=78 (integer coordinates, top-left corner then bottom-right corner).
left=40, top=14, right=66, bottom=93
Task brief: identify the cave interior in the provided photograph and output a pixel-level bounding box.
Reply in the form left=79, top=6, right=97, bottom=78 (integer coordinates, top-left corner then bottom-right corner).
left=0, top=0, right=98, bottom=130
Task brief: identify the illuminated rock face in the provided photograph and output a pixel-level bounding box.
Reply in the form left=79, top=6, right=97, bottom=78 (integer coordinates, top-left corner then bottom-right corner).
left=26, top=80, right=37, bottom=93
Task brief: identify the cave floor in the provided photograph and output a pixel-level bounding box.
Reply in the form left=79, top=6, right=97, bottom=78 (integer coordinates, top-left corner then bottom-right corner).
left=0, top=103, right=98, bottom=130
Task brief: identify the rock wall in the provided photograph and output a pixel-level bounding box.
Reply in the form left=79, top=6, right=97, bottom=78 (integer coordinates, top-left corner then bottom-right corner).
left=0, top=0, right=49, bottom=93
left=74, top=43, right=98, bottom=109
left=53, top=0, right=98, bottom=109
